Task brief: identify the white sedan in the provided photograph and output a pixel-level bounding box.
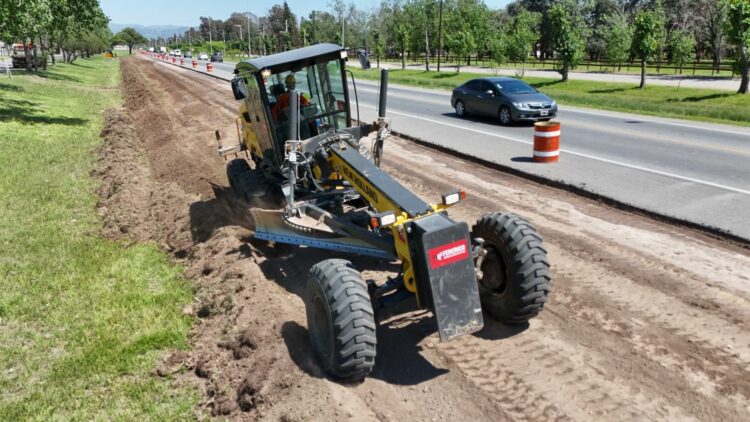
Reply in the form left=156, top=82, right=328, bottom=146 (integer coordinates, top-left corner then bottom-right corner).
left=198, top=52, right=209, bottom=61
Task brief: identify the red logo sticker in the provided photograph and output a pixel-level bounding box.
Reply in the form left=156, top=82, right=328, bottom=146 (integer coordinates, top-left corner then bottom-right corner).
left=428, top=240, right=470, bottom=270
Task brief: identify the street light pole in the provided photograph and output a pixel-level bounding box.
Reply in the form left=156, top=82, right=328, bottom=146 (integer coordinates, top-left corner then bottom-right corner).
left=208, top=17, right=213, bottom=54
left=437, top=0, right=444, bottom=72
left=247, top=12, right=253, bottom=59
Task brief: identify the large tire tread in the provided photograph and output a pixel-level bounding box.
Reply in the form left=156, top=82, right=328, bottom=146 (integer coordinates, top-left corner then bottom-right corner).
left=472, top=212, right=551, bottom=323
left=306, top=259, right=376, bottom=382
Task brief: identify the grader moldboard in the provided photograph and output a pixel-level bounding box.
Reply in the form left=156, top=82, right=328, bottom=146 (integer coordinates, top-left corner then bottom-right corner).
left=219, top=44, right=551, bottom=382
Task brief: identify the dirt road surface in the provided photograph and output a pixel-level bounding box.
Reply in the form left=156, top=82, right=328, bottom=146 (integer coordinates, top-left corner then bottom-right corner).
left=96, top=56, right=750, bottom=421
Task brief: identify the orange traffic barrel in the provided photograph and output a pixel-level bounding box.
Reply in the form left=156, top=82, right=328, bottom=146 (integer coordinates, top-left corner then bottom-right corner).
left=533, top=121, right=560, bottom=163
left=171, top=57, right=176, bottom=63
left=207, top=63, right=213, bottom=72
left=180, top=58, right=185, bottom=65
left=192, top=60, right=198, bottom=68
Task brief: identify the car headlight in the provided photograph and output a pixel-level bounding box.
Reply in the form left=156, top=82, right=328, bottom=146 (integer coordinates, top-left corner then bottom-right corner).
left=513, top=102, right=531, bottom=111
left=550, top=100, right=557, bottom=107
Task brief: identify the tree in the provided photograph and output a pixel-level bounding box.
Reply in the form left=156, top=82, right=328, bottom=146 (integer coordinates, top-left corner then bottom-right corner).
left=548, top=3, right=586, bottom=81
left=724, top=0, right=750, bottom=93
left=603, top=13, right=633, bottom=70
left=505, top=9, right=541, bottom=77
left=632, top=6, right=667, bottom=88
left=698, top=0, right=728, bottom=74
left=114, top=27, right=147, bottom=54
left=668, top=29, right=696, bottom=73
left=445, top=29, right=476, bottom=73
left=587, top=0, right=623, bottom=61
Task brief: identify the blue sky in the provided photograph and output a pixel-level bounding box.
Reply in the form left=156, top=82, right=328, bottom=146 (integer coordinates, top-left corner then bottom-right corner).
left=101, top=0, right=512, bottom=27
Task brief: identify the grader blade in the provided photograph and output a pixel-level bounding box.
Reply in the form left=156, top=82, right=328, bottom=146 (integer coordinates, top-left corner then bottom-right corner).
left=250, top=209, right=395, bottom=259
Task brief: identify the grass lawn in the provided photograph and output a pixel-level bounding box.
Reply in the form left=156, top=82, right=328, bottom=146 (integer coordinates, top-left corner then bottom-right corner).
left=0, top=57, right=197, bottom=419
left=350, top=68, right=750, bottom=127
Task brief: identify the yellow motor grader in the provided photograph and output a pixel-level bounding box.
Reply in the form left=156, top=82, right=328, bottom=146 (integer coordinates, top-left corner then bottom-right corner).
left=220, top=44, right=551, bottom=381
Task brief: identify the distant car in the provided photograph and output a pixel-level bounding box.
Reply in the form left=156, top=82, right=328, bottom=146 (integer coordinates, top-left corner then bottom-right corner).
left=210, top=52, right=223, bottom=63
left=174, top=49, right=182, bottom=57
left=198, top=52, right=209, bottom=60
left=183, top=51, right=192, bottom=58
left=148, top=47, right=155, bottom=52
left=451, top=77, right=557, bottom=125
left=169, top=50, right=175, bottom=56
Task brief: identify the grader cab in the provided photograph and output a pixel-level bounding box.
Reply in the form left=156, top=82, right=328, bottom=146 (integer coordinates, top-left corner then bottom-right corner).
left=220, top=44, right=551, bottom=381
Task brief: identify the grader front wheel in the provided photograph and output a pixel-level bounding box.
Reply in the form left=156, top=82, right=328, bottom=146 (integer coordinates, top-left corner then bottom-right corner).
left=304, top=259, right=377, bottom=382
left=472, top=213, right=551, bottom=324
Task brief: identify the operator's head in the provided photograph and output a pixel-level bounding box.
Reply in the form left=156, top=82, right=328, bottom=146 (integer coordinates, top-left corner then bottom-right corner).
left=285, top=74, right=296, bottom=90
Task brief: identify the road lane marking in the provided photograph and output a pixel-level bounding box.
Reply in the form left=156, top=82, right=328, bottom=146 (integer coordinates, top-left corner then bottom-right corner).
left=359, top=104, right=750, bottom=196
left=562, top=107, right=750, bottom=138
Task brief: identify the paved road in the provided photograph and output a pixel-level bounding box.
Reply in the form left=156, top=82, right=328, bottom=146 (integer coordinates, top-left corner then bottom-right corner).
left=352, top=80, right=750, bottom=240
left=146, top=55, right=750, bottom=240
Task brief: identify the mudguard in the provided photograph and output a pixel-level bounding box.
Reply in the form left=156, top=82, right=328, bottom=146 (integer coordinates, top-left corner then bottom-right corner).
left=408, top=213, right=484, bottom=341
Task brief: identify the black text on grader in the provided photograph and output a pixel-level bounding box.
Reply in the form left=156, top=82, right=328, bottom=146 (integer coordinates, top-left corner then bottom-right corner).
left=218, top=44, right=551, bottom=381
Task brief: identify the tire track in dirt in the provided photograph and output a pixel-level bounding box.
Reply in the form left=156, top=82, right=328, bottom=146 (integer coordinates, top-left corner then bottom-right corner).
left=384, top=141, right=750, bottom=420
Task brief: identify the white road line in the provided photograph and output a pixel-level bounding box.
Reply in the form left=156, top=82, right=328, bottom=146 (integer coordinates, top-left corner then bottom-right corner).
left=360, top=104, right=750, bottom=196
left=561, top=107, right=750, bottom=137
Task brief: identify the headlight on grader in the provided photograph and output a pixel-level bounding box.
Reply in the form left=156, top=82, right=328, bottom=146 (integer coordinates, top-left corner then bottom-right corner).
left=370, top=211, right=396, bottom=228
left=441, top=189, right=466, bottom=206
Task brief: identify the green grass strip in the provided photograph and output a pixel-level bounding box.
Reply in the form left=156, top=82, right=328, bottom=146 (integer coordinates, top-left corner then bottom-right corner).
left=0, top=57, right=198, bottom=420
left=350, top=68, right=750, bottom=127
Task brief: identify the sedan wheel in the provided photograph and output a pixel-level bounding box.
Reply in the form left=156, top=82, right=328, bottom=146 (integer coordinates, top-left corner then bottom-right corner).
left=499, top=106, right=513, bottom=125
left=455, top=100, right=466, bottom=117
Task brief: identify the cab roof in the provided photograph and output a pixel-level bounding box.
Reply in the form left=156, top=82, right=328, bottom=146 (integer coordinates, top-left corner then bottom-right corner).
left=236, top=43, right=344, bottom=75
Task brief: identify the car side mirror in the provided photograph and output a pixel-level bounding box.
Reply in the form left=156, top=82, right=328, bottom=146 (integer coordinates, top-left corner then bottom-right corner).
left=358, top=50, right=371, bottom=70
left=231, top=77, right=248, bottom=101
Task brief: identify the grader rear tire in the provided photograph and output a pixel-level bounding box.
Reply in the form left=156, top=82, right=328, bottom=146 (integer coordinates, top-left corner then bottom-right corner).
left=305, top=259, right=377, bottom=382
left=472, top=213, right=551, bottom=324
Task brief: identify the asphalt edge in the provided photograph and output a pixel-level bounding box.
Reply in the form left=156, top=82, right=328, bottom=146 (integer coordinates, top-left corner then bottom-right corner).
left=140, top=55, right=749, bottom=248
left=391, top=130, right=750, bottom=249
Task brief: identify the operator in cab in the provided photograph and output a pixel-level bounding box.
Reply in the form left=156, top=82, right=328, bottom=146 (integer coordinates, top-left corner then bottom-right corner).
left=271, top=74, right=310, bottom=122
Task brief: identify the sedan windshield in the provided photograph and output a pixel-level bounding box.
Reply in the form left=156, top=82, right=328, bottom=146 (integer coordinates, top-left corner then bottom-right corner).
left=495, top=80, right=536, bottom=94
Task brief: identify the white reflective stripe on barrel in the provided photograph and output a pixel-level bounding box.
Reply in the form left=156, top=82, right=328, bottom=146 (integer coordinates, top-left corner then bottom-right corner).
left=534, top=130, right=561, bottom=138
left=533, top=150, right=560, bottom=157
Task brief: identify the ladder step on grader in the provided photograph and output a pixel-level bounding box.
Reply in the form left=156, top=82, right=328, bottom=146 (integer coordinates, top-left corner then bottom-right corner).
left=217, top=44, right=551, bottom=382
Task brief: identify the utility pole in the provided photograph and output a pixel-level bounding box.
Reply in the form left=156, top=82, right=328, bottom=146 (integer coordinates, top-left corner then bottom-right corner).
left=208, top=17, right=213, bottom=54
left=222, top=29, right=226, bottom=55
left=247, top=12, right=253, bottom=58
left=437, top=0, right=444, bottom=72
left=311, top=11, right=316, bottom=44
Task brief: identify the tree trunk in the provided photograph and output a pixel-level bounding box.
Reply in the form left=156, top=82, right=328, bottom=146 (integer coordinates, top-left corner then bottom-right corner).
left=424, top=29, right=430, bottom=72
left=639, top=59, right=646, bottom=89
left=738, top=46, right=749, bottom=94
left=401, top=49, right=405, bottom=70
left=32, top=44, right=38, bottom=72
left=39, top=36, right=48, bottom=70
left=128, top=44, right=133, bottom=55
left=561, top=65, right=568, bottom=82
left=24, top=37, right=33, bottom=72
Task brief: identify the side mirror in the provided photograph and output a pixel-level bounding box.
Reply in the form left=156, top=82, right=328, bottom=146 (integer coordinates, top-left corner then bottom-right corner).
left=231, top=77, right=248, bottom=100
left=358, top=50, right=371, bottom=70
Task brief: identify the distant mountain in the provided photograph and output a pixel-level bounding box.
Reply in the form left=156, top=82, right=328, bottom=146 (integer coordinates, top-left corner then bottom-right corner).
left=109, top=23, right=190, bottom=40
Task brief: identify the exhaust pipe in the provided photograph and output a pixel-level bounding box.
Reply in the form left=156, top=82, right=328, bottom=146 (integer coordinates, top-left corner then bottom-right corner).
left=288, top=89, right=299, bottom=141
left=378, top=69, right=388, bottom=119
left=374, top=69, right=388, bottom=167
